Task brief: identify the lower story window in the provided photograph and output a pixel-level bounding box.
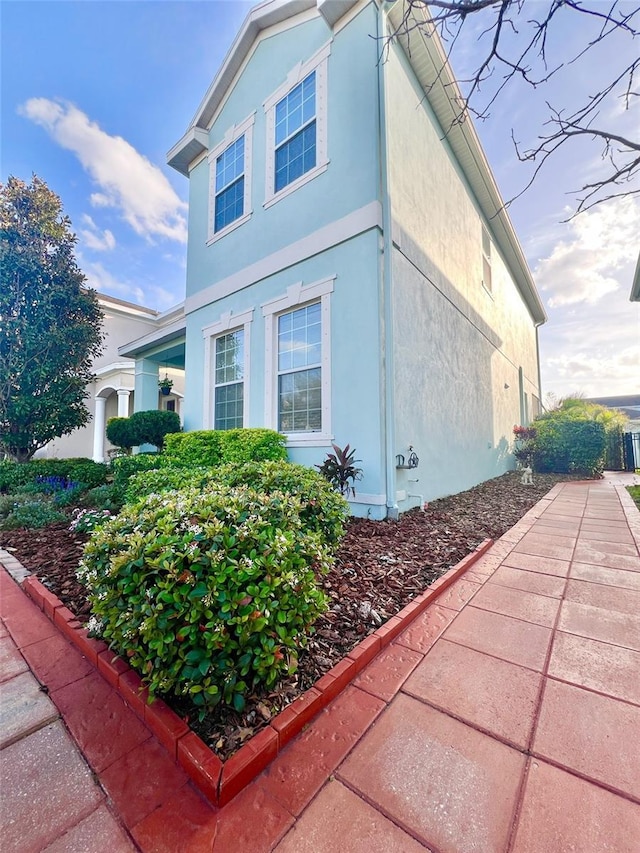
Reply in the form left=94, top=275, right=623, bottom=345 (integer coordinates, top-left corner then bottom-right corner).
left=214, top=329, right=244, bottom=430
left=277, top=303, right=321, bottom=433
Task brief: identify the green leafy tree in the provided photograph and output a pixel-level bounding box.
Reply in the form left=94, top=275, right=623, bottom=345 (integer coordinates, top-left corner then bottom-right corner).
left=0, top=175, right=104, bottom=462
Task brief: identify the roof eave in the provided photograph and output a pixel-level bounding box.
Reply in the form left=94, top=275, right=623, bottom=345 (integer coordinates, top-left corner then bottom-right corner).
left=167, top=127, right=210, bottom=176
left=388, top=1, right=546, bottom=325
left=166, top=0, right=362, bottom=173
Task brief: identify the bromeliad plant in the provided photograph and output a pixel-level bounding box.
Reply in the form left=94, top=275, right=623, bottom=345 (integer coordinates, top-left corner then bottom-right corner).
left=77, top=484, right=332, bottom=716
left=316, top=443, right=363, bottom=497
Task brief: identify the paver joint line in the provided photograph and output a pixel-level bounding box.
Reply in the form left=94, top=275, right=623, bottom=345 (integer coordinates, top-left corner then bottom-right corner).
left=5, top=473, right=640, bottom=848
left=4, top=537, right=494, bottom=810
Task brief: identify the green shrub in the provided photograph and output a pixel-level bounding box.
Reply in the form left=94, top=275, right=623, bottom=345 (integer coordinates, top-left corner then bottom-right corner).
left=163, top=431, right=223, bottom=467
left=533, top=418, right=606, bottom=476
left=70, top=508, right=114, bottom=533
left=124, top=466, right=216, bottom=504
left=80, top=484, right=123, bottom=512
left=52, top=484, right=86, bottom=507
left=124, top=460, right=349, bottom=547
left=0, top=496, right=67, bottom=529
left=110, top=453, right=166, bottom=503
left=78, top=485, right=331, bottom=714
left=216, top=461, right=349, bottom=546
left=163, top=428, right=287, bottom=468
left=0, top=458, right=107, bottom=493
left=217, top=429, right=287, bottom=464
left=106, top=417, right=136, bottom=453
left=129, top=410, right=181, bottom=450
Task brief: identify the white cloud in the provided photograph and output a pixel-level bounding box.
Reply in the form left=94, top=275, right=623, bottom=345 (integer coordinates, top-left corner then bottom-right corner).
left=533, top=197, right=640, bottom=308
left=80, top=258, right=179, bottom=312
left=19, top=98, right=187, bottom=243
left=80, top=214, right=115, bottom=252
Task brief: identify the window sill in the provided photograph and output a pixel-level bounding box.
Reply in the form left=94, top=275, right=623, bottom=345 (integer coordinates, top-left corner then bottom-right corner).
left=206, top=211, right=252, bottom=246
left=481, top=281, right=494, bottom=300
left=264, top=161, right=329, bottom=210
left=285, top=432, right=333, bottom=448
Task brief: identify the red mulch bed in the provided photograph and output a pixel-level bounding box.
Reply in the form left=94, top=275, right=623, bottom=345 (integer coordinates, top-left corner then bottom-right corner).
left=0, top=471, right=570, bottom=758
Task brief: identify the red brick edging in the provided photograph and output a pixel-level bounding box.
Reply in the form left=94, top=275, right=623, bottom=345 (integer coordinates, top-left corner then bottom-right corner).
left=20, top=538, right=493, bottom=806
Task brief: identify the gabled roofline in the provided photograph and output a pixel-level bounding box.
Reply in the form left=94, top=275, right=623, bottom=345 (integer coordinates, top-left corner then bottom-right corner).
left=631, top=252, right=640, bottom=301
left=167, top=0, right=339, bottom=175
left=167, top=0, right=545, bottom=324
left=388, top=1, right=546, bottom=325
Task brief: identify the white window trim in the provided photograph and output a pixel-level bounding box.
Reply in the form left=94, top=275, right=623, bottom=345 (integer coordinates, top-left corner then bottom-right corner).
left=263, top=41, right=331, bottom=209
left=207, top=112, right=255, bottom=245
left=262, top=276, right=334, bottom=447
left=481, top=223, right=493, bottom=296
left=202, top=308, right=253, bottom=429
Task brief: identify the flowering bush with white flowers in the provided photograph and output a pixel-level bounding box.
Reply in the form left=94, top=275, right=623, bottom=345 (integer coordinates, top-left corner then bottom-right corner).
left=126, top=460, right=349, bottom=546
left=77, top=484, right=333, bottom=714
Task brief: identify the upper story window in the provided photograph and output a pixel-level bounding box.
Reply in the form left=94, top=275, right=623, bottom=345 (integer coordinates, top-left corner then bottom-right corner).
left=274, top=72, right=317, bottom=193
left=202, top=308, right=253, bottom=429
left=207, top=112, right=255, bottom=244
left=214, top=136, right=245, bottom=233
left=262, top=277, right=334, bottom=446
left=264, top=42, right=331, bottom=208
left=481, top=224, right=492, bottom=294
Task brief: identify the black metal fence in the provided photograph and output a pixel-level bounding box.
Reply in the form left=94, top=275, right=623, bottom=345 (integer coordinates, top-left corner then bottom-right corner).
left=606, top=430, right=640, bottom=471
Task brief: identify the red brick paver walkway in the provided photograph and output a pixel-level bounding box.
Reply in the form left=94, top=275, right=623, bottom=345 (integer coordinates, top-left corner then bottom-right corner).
left=2, top=475, right=640, bottom=851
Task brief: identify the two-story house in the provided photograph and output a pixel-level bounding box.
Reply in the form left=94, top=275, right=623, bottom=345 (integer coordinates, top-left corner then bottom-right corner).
left=121, top=0, right=546, bottom=518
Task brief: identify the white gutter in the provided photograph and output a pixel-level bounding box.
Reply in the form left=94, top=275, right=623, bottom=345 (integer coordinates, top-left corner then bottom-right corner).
left=378, top=1, right=398, bottom=519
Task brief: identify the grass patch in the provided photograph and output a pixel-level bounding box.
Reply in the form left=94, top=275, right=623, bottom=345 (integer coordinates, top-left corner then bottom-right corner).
left=627, top=485, right=640, bottom=510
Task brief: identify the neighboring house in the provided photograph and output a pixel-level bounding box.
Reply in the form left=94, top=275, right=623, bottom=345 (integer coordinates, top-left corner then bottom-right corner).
left=586, top=396, right=640, bottom=434
left=38, top=294, right=184, bottom=463
left=121, top=0, right=546, bottom=518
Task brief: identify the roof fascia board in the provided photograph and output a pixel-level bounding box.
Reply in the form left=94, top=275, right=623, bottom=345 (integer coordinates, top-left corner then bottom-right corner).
left=167, top=0, right=364, bottom=175
left=206, top=7, right=321, bottom=134
left=118, top=316, right=186, bottom=358
left=167, top=127, right=210, bottom=176
left=388, top=1, right=546, bottom=325
left=97, top=293, right=159, bottom=319
left=192, top=0, right=318, bottom=131
left=631, top=252, right=640, bottom=301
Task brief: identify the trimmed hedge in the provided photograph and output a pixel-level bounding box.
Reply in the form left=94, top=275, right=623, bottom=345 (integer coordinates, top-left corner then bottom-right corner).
left=533, top=418, right=606, bottom=476
left=0, top=458, right=108, bottom=493
left=107, top=410, right=181, bottom=452
left=163, top=431, right=222, bottom=467
left=78, top=484, right=331, bottom=713
left=163, top=428, right=286, bottom=468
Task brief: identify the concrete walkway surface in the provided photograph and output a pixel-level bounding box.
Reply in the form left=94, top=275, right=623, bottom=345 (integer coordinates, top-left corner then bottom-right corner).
left=1, top=473, right=640, bottom=852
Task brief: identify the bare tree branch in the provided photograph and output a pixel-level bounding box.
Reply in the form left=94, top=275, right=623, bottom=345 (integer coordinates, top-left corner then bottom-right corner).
left=387, top=1, right=640, bottom=216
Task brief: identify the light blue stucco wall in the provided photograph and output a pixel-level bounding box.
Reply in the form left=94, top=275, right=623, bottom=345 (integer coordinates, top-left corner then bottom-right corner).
left=185, top=3, right=381, bottom=298
left=384, top=37, right=541, bottom=507
left=183, top=228, right=386, bottom=515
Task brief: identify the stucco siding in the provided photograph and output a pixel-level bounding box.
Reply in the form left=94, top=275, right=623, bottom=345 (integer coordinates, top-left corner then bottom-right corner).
left=385, top=40, right=539, bottom=385
left=392, top=248, right=535, bottom=505
left=185, top=3, right=380, bottom=299
left=183, top=229, right=385, bottom=503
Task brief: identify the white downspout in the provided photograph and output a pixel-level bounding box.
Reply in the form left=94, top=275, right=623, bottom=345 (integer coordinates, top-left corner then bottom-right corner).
left=378, top=0, right=398, bottom=520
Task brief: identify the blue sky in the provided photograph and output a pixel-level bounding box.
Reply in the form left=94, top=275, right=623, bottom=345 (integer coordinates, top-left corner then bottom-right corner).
left=2, top=0, right=638, bottom=399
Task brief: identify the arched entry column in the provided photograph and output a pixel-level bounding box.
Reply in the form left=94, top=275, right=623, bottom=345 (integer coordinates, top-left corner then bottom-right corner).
left=117, top=388, right=131, bottom=417
left=92, top=395, right=108, bottom=462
